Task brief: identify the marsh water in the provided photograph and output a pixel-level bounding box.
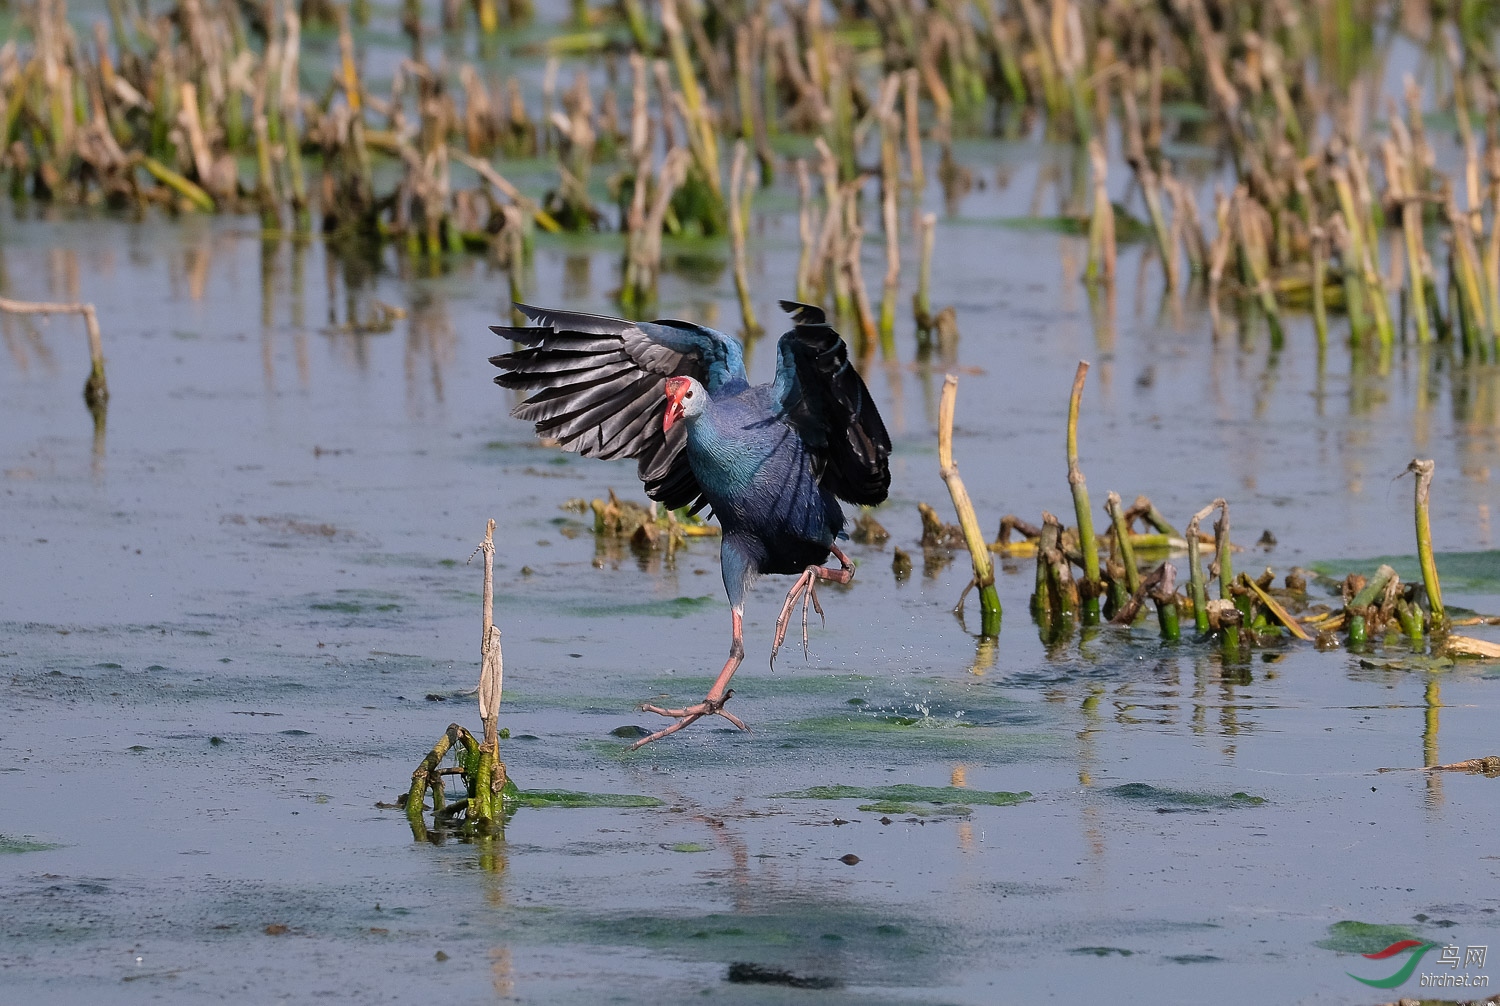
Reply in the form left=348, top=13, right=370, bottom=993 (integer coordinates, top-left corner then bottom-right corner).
left=6, top=51, right=1500, bottom=1006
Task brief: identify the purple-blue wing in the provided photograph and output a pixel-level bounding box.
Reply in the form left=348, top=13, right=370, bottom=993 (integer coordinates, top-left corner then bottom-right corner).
left=489, top=304, right=743, bottom=510
left=771, top=301, right=891, bottom=506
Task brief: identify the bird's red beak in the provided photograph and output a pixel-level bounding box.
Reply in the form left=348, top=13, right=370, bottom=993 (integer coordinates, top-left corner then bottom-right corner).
left=663, top=379, right=688, bottom=432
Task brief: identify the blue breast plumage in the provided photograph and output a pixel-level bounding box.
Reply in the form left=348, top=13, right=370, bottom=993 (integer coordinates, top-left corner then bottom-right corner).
left=685, top=386, right=845, bottom=577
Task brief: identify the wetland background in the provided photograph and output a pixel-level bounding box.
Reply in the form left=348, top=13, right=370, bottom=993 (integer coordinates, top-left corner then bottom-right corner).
left=3, top=0, right=1500, bottom=1002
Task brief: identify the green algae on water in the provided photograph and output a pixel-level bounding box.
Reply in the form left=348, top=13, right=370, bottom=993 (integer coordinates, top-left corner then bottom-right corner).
left=505, top=789, right=663, bottom=809
left=1317, top=921, right=1425, bottom=954
left=1105, top=783, right=1265, bottom=808
left=572, top=595, right=716, bottom=618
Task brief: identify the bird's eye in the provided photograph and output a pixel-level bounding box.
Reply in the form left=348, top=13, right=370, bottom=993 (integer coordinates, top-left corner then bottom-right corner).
left=685, top=390, right=693, bottom=398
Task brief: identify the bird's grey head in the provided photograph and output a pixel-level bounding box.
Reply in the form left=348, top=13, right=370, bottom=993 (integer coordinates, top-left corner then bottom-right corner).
left=663, top=376, right=707, bottom=431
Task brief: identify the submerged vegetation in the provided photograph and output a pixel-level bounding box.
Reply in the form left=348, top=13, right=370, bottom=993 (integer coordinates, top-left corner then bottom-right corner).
left=931, top=367, right=1499, bottom=665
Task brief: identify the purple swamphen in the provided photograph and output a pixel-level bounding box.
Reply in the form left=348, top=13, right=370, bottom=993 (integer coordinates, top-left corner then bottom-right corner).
left=489, top=300, right=891, bottom=748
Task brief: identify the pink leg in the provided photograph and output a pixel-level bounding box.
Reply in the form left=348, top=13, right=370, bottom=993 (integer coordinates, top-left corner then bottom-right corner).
left=771, top=544, right=855, bottom=666
left=631, top=610, right=751, bottom=750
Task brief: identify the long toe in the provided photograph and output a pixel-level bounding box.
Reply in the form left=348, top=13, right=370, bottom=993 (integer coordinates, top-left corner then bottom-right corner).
left=628, top=713, right=704, bottom=750
left=640, top=702, right=696, bottom=718
left=629, top=693, right=747, bottom=748
left=772, top=571, right=815, bottom=663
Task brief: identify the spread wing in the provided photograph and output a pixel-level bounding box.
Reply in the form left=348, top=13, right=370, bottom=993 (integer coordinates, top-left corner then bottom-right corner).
left=771, top=301, right=891, bottom=506
left=490, top=303, right=747, bottom=510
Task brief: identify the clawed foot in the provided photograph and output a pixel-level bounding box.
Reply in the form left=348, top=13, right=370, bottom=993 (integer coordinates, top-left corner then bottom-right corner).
left=771, top=568, right=825, bottom=665
left=629, top=690, right=750, bottom=750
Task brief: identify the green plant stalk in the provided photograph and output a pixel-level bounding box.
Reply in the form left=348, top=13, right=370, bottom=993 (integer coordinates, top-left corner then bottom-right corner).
left=1235, top=194, right=1283, bottom=346
left=1212, top=502, right=1232, bottom=601
left=1032, top=518, right=1055, bottom=633
left=1311, top=228, right=1329, bottom=349
left=406, top=726, right=459, bottom=825
left=223, top=68, right=246, bottom=151
left=1397, top=599, right=1424, bottom=647
left=1125, top=533, right=1178, bottom=551
left=1156, top=595, right=1180, bottom=640
left=619, top=0, right=651, bottom=50
left=1425, top=274, right=1448, bottom=340
left=1105, top=564, right=1129, bottom=615
left=974, top=0, right=1027, bottom=106
left=1401, top=198, right=1430, bottom=343
left=477, top=0, right=499, bottom=33
left=0, top=62, right=32, bottom=156
left=1067, top=69, right=1093, bottom=142
left=1346, top=563, right=1396, bottom=647
left=735, top=29, right=758, bottom=147
left=1220, top=605, right=1241, bottom=660
left=940, top=375, right=1001, bottom=636
left=1186, top=501, right=1217, bottom=634
left=1067, top=361, right=1101, bottom=624
left=1332, top=167, right=1393, bottom=347
left=1488, top=181, right=1500, bottom=346
left=1014, top=0, right=1063, bottom=126
left=1121, top=87, right=1175, bottom=289
left=1132, top=498, right=1180, bottom=538
left=1105, top=491, right=1139, bottom=594
left=471, top=747, right=498, bottom=820
left=252, top=86, right=277, bottom=227
left=141, top=156, right=215, bottom=212
left=1342, top=255, right=1368, bottom=347
left=444, top=214, right=465, bottom=256
left=1449, top=203, right=1490, bottom=362
left=878, top=281, right=898, bottom=354
left=150, top=56, right=178, bottom=161
left=829, top=63, right=856, bottom=183
left=660, top=0, right=720, bottom=195
left=1407, top=459, right=1445, bottom=633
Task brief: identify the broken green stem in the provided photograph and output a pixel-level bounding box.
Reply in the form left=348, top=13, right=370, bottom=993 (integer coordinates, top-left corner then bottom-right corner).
left=1408, top=458, right=1445, bottom=633
left=1032, top=517, right=1057, bottom=631
left=1152, top=575, right=1180, bottom=642
left=1185, top=501, right=1220, bottom=635
left=1347, top=563, right=1396, bottom=647
left=1067, top=361, right=1101, bottom=624
left=1105, top=491, right=1140, bottom=595
left=940, top=375, right=1001, bottom=635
